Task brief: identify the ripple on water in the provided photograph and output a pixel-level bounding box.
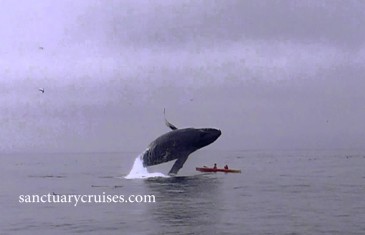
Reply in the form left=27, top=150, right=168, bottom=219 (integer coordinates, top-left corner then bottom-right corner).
left=28, top=175, right=66, bottom=178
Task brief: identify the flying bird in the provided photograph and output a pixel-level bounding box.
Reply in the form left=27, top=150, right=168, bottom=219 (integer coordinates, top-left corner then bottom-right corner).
left=38, top=88, right=45, bottom=93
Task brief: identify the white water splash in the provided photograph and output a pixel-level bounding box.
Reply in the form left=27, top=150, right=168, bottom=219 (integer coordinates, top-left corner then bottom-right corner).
left=125, top=153, right=169, bottom=179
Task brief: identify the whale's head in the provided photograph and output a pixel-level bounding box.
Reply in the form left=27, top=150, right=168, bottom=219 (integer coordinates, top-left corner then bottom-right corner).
left=191, top=128, right=221, bottom=149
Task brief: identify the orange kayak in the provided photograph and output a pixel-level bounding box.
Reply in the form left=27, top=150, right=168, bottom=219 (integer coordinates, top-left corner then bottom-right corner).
left=196, top=167, right=241, bottom=173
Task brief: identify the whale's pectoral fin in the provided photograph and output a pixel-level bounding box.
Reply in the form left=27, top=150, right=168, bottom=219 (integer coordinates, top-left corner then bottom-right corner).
left=168, top=154, right=189, bottom=175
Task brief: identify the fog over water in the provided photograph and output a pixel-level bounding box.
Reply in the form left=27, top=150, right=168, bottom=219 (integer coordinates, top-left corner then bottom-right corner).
left=1, top=0, right=365, bottom=152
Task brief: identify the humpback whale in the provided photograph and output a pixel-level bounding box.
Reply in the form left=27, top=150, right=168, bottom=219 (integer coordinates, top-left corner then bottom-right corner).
left=142, top=110, right=221, bottom=175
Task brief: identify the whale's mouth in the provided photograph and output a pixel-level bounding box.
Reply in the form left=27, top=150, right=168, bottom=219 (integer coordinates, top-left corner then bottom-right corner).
left=201, top=128, right=221, bottom=136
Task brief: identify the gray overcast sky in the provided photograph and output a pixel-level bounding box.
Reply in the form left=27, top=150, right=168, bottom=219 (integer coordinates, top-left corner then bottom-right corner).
left=1, top=0, right=365, bottom=152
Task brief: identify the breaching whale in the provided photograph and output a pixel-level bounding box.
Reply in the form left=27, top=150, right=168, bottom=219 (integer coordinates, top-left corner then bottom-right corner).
left=141, top=110, right=221, bottom=175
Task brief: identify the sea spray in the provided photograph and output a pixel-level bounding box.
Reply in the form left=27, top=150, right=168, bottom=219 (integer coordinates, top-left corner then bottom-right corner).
left=125, top=153, right=168, bottom=179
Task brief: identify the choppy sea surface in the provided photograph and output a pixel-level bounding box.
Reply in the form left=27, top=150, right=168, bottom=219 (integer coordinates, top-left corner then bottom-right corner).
left=1, top=150, right=364, bottom=235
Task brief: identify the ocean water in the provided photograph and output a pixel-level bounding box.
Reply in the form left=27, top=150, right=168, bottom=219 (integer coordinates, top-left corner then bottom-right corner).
left=1, top=150, right=364, bottom=235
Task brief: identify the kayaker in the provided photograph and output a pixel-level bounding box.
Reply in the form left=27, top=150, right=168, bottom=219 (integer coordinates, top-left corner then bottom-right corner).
left=224, top=165, right=229, bottom=170
left=213, top=163, right=217, bottom=169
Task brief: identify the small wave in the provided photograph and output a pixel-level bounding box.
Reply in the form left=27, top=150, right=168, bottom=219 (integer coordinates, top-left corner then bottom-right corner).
left=233, top=186, right=244, bottom=189
left=91, top=185, right=109, bottom=188
left=28, top=175, right=66, bottom=178
left=124, top=153, right=169, bottom=179
left=98, top=176, right=114, bottom=179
